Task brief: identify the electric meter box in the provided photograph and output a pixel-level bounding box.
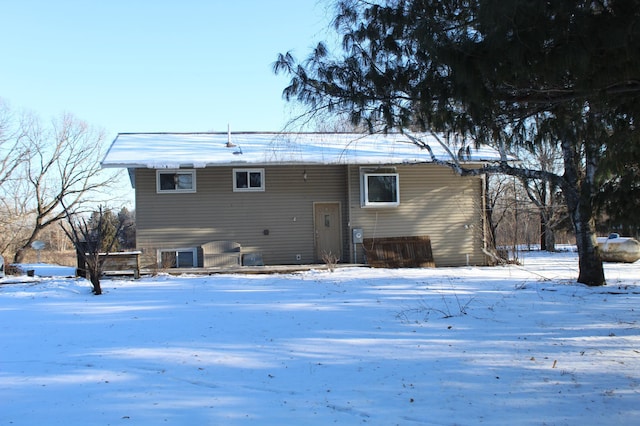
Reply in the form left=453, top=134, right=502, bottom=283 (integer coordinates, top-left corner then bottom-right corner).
left=352, top=228, right=364, bottom=244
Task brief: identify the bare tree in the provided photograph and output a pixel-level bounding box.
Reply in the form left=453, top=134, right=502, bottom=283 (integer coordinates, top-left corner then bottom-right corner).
left=61, top=206, right=123, bottom=295
left=0, top=102, right=33, bottom=258
left=485, top=174, right=517, bottom=259
left=515, top=136, right=568, bottom=252
left=7, top=112, right=119, bottom=263
left=0, top=99, right=29, bottom=187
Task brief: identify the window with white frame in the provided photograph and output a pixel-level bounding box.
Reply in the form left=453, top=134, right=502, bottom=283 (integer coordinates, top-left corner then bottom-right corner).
left=156, top=169, right=196, bottom=193
left=233, top=168, right=265, bottom=192
left=158, top=248, right=197, bottom=268
left=361, top=171, right=400, bottom=207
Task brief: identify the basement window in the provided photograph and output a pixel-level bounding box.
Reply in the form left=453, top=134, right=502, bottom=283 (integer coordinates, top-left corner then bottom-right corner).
left=233, top=168, right=265, bottom=192
left=361, top=172, right=400, bottom=207
left=156, top=170, right=196, bottom=193
left=158, top=248, right=197, bottom=268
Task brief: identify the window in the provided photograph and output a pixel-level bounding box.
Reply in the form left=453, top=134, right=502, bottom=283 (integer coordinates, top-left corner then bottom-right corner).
left=156, top=170, right=196, bottom=193
left=158, top=248, right=197, bottom=268
left=361, top=172, right=400, bottom=207
left=233, top=168, right=264, bottom=192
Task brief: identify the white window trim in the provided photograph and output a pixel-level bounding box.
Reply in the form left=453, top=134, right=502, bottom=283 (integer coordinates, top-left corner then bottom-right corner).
left=156, top=169, right=196, bottom=193
left=361, top=171, right=400, bottom=208
left=157, top=247, right=198, bottom=268
left=233, top=168, right=265, bottom=192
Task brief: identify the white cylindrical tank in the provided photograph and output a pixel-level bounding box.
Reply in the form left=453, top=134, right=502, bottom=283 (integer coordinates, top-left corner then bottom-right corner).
left=596, top=234, right=640, bottom=263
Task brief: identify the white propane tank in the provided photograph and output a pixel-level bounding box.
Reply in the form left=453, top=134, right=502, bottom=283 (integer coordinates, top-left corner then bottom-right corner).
left=596, top=234, right=640, bottom=263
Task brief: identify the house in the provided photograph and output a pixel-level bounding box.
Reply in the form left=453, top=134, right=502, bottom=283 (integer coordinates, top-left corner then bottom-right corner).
left=101, top=132, right=502, bottom=269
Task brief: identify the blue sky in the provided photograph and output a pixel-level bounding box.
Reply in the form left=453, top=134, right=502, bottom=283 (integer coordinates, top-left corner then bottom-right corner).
left=0, top=0, right=333, bottom=136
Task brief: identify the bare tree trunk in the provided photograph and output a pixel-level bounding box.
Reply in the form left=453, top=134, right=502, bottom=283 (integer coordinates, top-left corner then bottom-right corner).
left=89, top=274, right=102, bottom=295
left=13, top=223, right=44, bottom=264
left=545, top=220, right=556, bottom=252
left=485, top=176, right=498, bottom=252
left=540, top=212, right=548, bottom=252
left=540, top=207, right=556, bottom=252
left=561, top=138, right=605, bottom=286
left=539, top=179, right=548, bottom=251
left=574, top=216, right=604, bottom=286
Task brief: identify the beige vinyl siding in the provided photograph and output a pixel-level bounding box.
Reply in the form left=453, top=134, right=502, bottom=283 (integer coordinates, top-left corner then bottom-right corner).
left=135, top=163, right=486, bottom=268
left=348, top=164, right=486, bottom=266
left=135, top=165, right=347, bottom=268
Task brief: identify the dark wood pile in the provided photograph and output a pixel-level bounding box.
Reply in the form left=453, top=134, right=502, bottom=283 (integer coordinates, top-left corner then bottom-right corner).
left=363, top=236, right=435, bottom=268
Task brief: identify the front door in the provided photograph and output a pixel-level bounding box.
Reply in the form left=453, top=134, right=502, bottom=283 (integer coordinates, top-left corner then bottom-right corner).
left=314, top=202, right=342, bottom=262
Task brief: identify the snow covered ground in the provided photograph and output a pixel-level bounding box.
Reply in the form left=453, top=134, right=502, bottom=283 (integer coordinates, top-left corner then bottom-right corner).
left=1, top=249, right=639, bottom=425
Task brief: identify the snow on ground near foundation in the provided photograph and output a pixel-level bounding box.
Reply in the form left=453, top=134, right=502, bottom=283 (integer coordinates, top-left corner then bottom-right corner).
left=1, top=249, right=639, bottom=425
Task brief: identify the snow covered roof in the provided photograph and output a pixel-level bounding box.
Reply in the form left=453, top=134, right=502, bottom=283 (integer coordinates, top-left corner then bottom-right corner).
left=101, top=132, right=503, bottom=169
